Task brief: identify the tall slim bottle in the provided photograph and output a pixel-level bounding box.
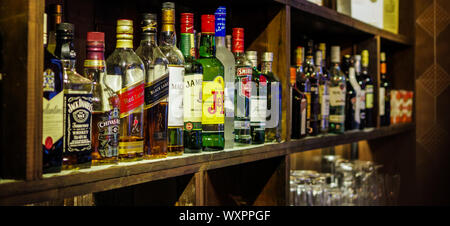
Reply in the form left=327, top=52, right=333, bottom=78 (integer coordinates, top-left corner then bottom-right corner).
left=106, top=19, right=145, bottom=161
left=263, top=52, right=282, bottom=143
left=246, top=51, right=267, bottom=144
left=135, top=13, right=169, bottom=159
left=293, top=47, right=307, bottom=139
left=354, top=55, right=366, bottom=130
left=379, top=52, right=391, bottom=127
left=304, top=41, right=320, bottom=136
left=180, top=13, right=203, bottom=153
left=55, top=23, right=93, bottom=170
left=47, top=4, right=63, bottom=55
left=316, top=49, right=330, bottom=134
left=160, top=2, right=185, bottom=156
left=198, top=15, right=225, bottom=151
left=362, top=50, right=375, bottom=128
left=43, top=13, right=64, bottom=173
left=232, top=28, right=252, bottom=146
left=328, top=46, right=346, bottom=134
left=343, top=55, right=361, bottom=131
left=84, top=32, right=120, bottom=165
left=215, top=6, right=236, bottom=149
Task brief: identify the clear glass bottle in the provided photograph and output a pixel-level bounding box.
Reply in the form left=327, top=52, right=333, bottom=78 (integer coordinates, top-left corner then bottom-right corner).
left=215, top=6, right=236, bottom=149
left=136, top=13, right=169, bottom=159
left=232, top=28, right=252, bottom=146
left=262, top=52, right=282, bottom=143
left=55, top=23, right=94, bottom=170
left=160, top=2, right=185, bottom=156
left=106, top=19, right=145, bottom=162
left=316, top=48, right=330, bottom=134
left=328, top=46, right=346, bottom=134
left=292, top=47, right=308, bottom=139
left=84, top=32, right=120, bottom=165
left=303, top=41, right=319, bottom=136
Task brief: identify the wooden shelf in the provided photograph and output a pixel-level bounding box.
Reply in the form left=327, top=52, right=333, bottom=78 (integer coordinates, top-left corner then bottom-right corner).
left=0, top=123, right=414, bottom=205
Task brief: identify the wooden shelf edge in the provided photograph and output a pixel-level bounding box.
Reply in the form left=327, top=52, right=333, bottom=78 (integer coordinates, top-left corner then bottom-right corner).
left=0, top=123, right=414, bottom=205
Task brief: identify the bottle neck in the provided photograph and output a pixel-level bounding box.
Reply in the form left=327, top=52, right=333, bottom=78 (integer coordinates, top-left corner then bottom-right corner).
left=199, top=33, right=215, bottom=58
left=261, top=61, right=273, bottom=74
left=180, top=31, right=195, bottom=59
left=140, top=31, right=157, bottom=46
left=216, top=36, right=226, bottom=47
left=160, top=24, right=177, bottom=46
left=116, top=38, right=133, bottom=49
left=55, top=36, right=76, bottom=60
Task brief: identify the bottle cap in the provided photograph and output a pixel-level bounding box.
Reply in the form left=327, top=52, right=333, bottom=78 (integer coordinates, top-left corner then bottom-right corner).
left=215, top=6, right=226, bottom=37
left=180, top=13, right=194, bottom=34
left=246, top=51, right=258, bottom=60
left=141, top=13, right=157, bottom=32
left=380, top=52, right=386, bottom=61
left=162, top=2, right=175, bottom=9
left=355, top=55, right=361, bottom=61
left=262, top=52, right=273, bottom=62
left=362, top=50, right=369, bottom=66
left=232, top=28, right=244, bottom=53
left=201, top=14, right=215, bottom=34
left=116, top=19, right=133, bottom=41
left=331, top=46, right=340, bottom=63
left=162, top=2, right=175, bottom=24
left=87, top=31, right=104, bottom=43
left=57, top=22, right=74, bottom=33
left=290, top=67, right=297, bottom=85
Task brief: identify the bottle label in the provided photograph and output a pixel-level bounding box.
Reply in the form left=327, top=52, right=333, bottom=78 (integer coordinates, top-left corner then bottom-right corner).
left=180, top=33, right=196, bottom=57
left=266, top=82, right=280, bottom=129
left=202, top=76, right=225, bottom=125
left=330, top=115, right=345, bottom=123
left=237, top=67, right=252, bottom=98
left=63, top=94, right=93, bottom=153
left=43, top=68, right=56, bottom=92
left=118, top=82, right=145, bottom=118
left=251, top=76, right=267, bottom=126
left=305, top=92, right=311, bottom=119
left=301, top=98, right=307, bottom=135
left=168, top=65, right=185, bottom=127
left=379, top=87, right=386, bottom=116
left=43, top=91, right=64, bottom=148
left=366, top=85, right=374, bottom=109
left=329, top=86, right=346, bottom=106
left=119, top=141, right=144, bottom=155
left=319, top=85, right=330, bottom=118
left=93, top=108, right=120, bottom=158
left=349, top=68, right=361, bottom=124
left=145, top=72, right=169, bottom=109
left=184, top=73, right=203, bottom=130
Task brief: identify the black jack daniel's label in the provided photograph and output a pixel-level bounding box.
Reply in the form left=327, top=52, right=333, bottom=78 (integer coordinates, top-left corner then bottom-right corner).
left=64, top=94, right=93, bottom=153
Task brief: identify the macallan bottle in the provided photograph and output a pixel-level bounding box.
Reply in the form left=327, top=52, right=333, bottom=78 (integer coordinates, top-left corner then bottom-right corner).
left=180, top=13, right=203, bottom=153
left=160, top=2, right=185, bottom=156
left=106, top=19, right=145, bottom=161
left=136, top=13, right=169, bottom=159
left=328, top=46, right=346, bottom=134
left=232, top=28, right=252, bottom=146
left=55, top=23, right=93, bottom=170
left=215, top=6, right=236, bottom=150
left=198, top=14, right=225, bottom=151
left=262, top=52, right=282, bottom=143
left=42, top=13, right=64, bottom=173
left=84, top=32, right=120, bottom=165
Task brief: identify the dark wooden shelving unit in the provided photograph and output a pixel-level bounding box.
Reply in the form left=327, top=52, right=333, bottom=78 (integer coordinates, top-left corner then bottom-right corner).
left=0, top=0, right=416, bottom=206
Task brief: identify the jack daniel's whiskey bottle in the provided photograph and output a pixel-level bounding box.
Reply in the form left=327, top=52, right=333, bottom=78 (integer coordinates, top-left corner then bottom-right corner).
left=55, top=23, right=94, bottom=170
left=84, top=32, right=120, bottom=165
left=106, top=19, right=145, bottom=161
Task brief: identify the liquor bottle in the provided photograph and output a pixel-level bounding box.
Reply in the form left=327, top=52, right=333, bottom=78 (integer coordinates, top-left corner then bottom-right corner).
left=316, top=49, right=330, bottom=134
left=293, top=47, right=307, bottom=139
left=106, top=19, right=145, bottom=161
left=343, top=55, right=360, bottom=131
left=246, top=51, right=267, bottom=144
left=84, top=32, right=120, bottom=165
left=232, top=28, right=252, bottom=146
left=47, top=4, right=63, bottom=55
left=304, top=41, right=320, bottom=136
left=379, top=52, right=391, bottom=127
left=160, top=2, right=185, bottom=156
left=42, top=13, right=64, bottom=173
left=328, top=46, right=346, bottom=134
left=55, top=23, right=93, bottom=170
left=215, top=7, right=236, bottom=149
left=179, top=13, right=203, bottom=153
left=290, top=66, right=307, bottom=140
left=362, top=50, right=375, bottom=128
left=354, top=55, right=366, bottom=130
left=263, top=52, right=282, bottom=143
left=135, top=13, right=169, bottom=159
left=198, top=14, right=225, bottom=151
left=226, top=35, right=232, bottom=52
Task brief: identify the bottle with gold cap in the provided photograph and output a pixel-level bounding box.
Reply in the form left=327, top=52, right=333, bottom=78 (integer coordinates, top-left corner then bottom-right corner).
left=47, top=4, right=63, bottom=55
left=160, top=2, right=185, bottom=156
left=262, top=52, right=282, bottom=143
left=106, top=19, right=145, bottom=162
left=290, top=66, right=307, bottom=140
left=361, top=50, right=375, bottom=128
left=328, top=46, right=346, bottom=134
left=198, top=14, right=225, bottom=151
left=136, top=13, right=169, bottom=159
left=379, top=52, right=391, bottom=127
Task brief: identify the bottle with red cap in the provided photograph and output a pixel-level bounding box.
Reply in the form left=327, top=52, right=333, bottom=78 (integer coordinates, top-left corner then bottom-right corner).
left=84, top=32, right=120, bottom=165
left=197, top=14, right=225, bottom=151
left=232, top=28, right=252, bottom=146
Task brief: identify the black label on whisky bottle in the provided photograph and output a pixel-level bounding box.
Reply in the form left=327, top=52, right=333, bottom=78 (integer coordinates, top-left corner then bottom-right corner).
left=145, top=73, right=169, bottom=109
left=64, top=94, right=93, bottom=153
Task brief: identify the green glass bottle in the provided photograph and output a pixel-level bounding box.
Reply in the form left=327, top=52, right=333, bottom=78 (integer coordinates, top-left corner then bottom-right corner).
left=197, top=15, right=225, bottom=151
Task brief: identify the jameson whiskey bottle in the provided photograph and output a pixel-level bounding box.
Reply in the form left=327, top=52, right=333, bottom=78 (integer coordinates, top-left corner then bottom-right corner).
left=246, top=51, right=267, bottom=145
left=136, top=14, right=169, bottom=159
left=292, top=47, right=307, bottom=139
left=42, top=14, right=64, bottom=173
left=232, top=28, right=252, bottom=146
left=47, top=4, right=63, bottom=55
left=55, top=23, right=93, bottom=170
left=379, top=52, right=391, bottom=127
left=198, top=14, right=225, bottom=151
left=304, top=41, right=319, bottom=136
left=215, top=6, right=236, bottom=149
left=106, top=19, right=145, bottom=161
left=316, top=49, right=330, bottom=134
left=362, top=50, right=375, bottom=128
left=263, top=52, right=282, bottom=143
left=84, top=32, right=120, bottom=165
left=160, top=2, right=185, bottom=156
left=180, top=13, right=203, bottom=153
left=328, top=46, right=346, bottom=134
